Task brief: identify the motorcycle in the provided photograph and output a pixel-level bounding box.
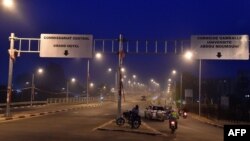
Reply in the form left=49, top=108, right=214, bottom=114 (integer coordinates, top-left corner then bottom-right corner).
left=183, top=112, right=187, bottom=119
left=116, top=110, right=141, bottom=129
left=169, top=119, right=177, bottom=133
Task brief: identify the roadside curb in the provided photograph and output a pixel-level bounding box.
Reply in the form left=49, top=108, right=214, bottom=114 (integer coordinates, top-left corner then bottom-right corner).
left=0, top=103, right=103, bottom=123
left=97, top=127, right=161, bottom=136
left=190, top=114, right=224, bottom=128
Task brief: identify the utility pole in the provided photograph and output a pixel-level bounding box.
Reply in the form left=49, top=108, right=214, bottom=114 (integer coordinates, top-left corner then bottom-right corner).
left=199, top=59, right=202, bottom=116
left=117, top=34, right=124, bottom=117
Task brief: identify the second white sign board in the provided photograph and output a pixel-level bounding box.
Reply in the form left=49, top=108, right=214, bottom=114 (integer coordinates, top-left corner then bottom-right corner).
left=191, top=35, right=249, bottom=60
left=40, top=34, right=93, bottom=58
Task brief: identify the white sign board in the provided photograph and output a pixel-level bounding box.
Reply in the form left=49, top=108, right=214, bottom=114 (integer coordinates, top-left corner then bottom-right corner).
left=40, top=34, right=93, bottom=58
left=191, top=35, right=249, bottom=60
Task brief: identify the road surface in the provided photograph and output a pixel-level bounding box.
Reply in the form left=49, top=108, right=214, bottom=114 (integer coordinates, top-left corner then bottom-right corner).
left=0, top=98, right=223, bottom=141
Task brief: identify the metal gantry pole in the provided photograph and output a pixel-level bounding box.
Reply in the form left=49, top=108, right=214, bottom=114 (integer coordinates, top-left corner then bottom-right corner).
left=198, top=59, right=202, bottom=116
left=31, top=73, right=35, bottom=106
left=117, top=34, right=123, bottom=117
left=86, top=59, right=90, bottom=104
left=6, top=33, right=15, bottom=117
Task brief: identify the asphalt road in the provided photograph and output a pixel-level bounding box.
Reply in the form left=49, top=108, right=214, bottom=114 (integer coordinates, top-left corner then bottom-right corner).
left=0, top=97, right=223, bottom=141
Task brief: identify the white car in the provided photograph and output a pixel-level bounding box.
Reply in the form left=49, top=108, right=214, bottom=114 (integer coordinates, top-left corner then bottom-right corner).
left=144, top=105, right=166, bottom=121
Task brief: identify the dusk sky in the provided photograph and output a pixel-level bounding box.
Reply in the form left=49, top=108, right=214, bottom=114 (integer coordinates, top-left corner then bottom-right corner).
left=1, top=0, right=250, bottom=89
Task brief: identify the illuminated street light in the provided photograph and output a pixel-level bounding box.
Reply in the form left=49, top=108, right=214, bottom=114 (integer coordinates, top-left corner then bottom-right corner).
left=38, top=68, right=43, bottom=74
left=168, top=78, right=172, bottom=82
left=184, top=50, right=193, bottom=61
left=108, top=68, right=112, bottom=72
left=90, top=82, right=94, bottom=88
left=87, top=52, right=102, bottom=104
left=133, top=75, right=137, bottom=79
left=71, top=78, right=76, bottom=83
left=151, top=79, right=154, bottom=82
left=121, top=67, right=125, bottom=73
left=172, top=70, right=176, bottom=75
left=95, top=52, right=102, bottom=60
left=3, top=0, right=14, bottom=8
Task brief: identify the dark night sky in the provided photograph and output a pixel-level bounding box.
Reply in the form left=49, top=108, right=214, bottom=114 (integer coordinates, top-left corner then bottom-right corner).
left=1, top=0, right=250, bottom=89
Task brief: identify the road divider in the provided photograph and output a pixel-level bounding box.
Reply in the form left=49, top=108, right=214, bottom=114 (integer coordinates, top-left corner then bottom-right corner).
left=0, top=102, right=103, bottom=123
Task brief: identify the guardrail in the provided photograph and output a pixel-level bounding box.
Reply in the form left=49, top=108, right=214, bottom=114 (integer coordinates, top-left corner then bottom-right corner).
left=0, top=101, right=47, bottom=107
left=47, top=97, right=98, bottom=104
left=0, top=97, right=99, bottom=109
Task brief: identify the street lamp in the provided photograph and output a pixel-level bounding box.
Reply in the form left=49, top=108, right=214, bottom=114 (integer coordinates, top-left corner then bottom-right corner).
left=90, top=82, right=94, bottom=88
left=183, top=50, right=193, bottom=61
left=107, top=67, right=118, bottom=101
left=121, top=67, right=125, bottom=73
left=108, top=68, right=112, bottom=72
left=132, top=75, right=137, bottom=79
left=38, top=68, right=43, bottom=74
left=3, top=0, right=14, bottom=8
left=168, top=78, right=172, bottom=82
left=87, top=52, right=102, bottom=104
left=151, top=79, right=154, bottom=82
left=184, top=50, right=202, bottom=116
left=66, top=78, right=76, bottom=102
left=172, top=70, right=176, bottom=75
left=31, top=68, right=44, bottom=106
left=95, top=52, right=102, bottom=60
left=171, top=69, right=183, bottom=107
left=184, top=50, right=203, bottom=116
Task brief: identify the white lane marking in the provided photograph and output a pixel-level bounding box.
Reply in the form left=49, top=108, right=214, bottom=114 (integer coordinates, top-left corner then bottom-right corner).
left=142, top=121, right=169, bottom=137
left=92, top=119, right=114, bottom=132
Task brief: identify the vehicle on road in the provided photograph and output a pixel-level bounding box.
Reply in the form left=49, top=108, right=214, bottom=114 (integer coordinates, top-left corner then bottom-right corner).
left=144, top=105, right=166, bottom=121
left=169, top=119, right=177, bottom=133
left=116, top=110, right=141, bottom=129
left=183, top=111, right=187, bottom=119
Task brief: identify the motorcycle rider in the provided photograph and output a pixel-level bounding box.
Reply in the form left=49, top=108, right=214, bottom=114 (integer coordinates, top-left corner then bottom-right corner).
left=132, top=105, right=139, bottom=115
left=169, top=109, right=179, bottom=129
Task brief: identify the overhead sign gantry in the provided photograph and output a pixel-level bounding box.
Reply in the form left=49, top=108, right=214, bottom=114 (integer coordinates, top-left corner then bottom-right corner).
left=5, top=33, right=250, bottom=118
